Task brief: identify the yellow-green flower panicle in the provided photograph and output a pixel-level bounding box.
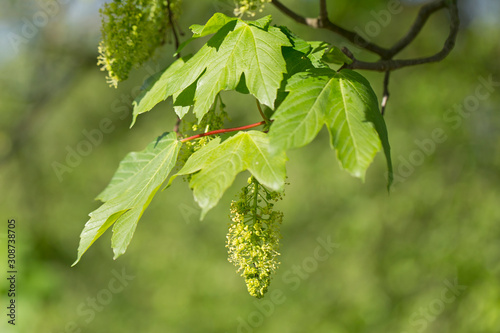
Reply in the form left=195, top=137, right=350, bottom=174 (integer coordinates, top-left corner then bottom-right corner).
left=226, top=177, right=283, bottom=298
left=98, top=0, right=182, bottom=88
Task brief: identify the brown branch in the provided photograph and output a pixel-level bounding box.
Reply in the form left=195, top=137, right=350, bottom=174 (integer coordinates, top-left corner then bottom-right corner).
left=256, top=100, right=270, bottom=123
left=270, top=0, right=459, bottom=118
left=321, top=20, right=389, bottom=56
left=166, top=0, right=182, bottom=133
left=270, top=0, right=309, bottom=25
left=271, top=0, right=459, bottom=66
left=343, top=1, right=459, bottom=72
left=319, top=0, right=328, bottom=22
left=271, top=0, right=389, bottom=56
left=166, top=0, right=180, bottom=56
left=181, top=121, right=266, bottom=142
left=381, top=71, right=391, bottom=115
left=386, top=0, right=449, bottom=58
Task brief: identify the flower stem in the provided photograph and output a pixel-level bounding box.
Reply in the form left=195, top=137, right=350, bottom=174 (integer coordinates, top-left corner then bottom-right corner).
left=180, top=121, right=266, bottom=142
left=256, top=100, right=270, bottom=124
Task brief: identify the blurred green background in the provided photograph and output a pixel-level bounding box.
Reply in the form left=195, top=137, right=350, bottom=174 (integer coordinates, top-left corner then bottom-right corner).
left=1, top=0, right=499, bottom=332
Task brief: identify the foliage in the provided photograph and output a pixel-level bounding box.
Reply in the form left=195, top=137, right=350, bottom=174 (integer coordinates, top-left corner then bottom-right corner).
left=132, top=14, right=291, bottom=122
left=269, top=68, right=392, bottom=181
left=4, top=0, right=500, bottom=331
left=76, top=9, right=392, bottom=297
left=73, top=133, right=181, bottom=265
left=170, top=130, right=287, bottom=219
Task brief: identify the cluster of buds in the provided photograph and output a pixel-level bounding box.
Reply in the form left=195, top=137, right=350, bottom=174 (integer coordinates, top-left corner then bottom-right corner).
left=226, top=176, right=283, bottom=298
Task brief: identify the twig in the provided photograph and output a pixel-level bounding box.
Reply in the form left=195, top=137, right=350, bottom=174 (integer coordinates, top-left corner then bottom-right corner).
left=271, top=0, right=388, bottom=56
left=343, top=0, right=458, bottom=72
left=381, top=71, right=391, bottom=115
left=174, top=117, right=182, bottom=133
left=166, top=0, right=182, bottom=133
left=386, top=0, right=449, bottom=58
left=166, top=0, right=180, bottom=57
left=319, top=0, right=328, bottom=22
left=256, top=100, right=270, bottom=123
left=271, top=0, right=459, bottom=67
left=181, top=121, right=266, bottom=142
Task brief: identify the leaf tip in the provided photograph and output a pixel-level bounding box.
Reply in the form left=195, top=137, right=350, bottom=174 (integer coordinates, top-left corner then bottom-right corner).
left=129, top=115, right=137, bottom=129
left=112, top=249, right=124, bottom=261
left=386, top=171, right=394, bottom=193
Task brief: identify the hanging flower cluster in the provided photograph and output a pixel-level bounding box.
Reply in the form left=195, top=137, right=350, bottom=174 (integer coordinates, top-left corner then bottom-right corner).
left=97, top=0, right=181, bottom=88
left=226, top=176, right=283, bottom=298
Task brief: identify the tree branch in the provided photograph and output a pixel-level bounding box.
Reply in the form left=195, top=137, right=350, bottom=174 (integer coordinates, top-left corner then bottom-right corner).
left=269, top=0, right=458, bottom=115
left=270, top=0, right=309, bottom=25
left=166, top=0, right=180, bottom=56
left=271, top=0, right=459, bottom=67
left=256, top=100, right=270, bottom=124
left=319, top=0, right=328, bottom=22
left=166, top=0, right=182, bottom=133
left=343, top=1, right=459, bottom=71
left=271, top=0, right=389, bottom=56
left=381, top=71, right=391, bottom=115
left=386, top=0, right=449, bottom=58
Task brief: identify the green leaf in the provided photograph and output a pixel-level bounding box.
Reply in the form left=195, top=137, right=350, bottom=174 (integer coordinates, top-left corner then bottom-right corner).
left=73, top=133, right=181, bottom=265
left=171, top=131, right=287, bottom=219
left=190, top=13, right=237, bottom=38
left=269, top=68, right=392, bottom=182
left=176, top=13, right=238, bottom=55
left=131, top=56, right=192, bottom=127
left=279, top=26, right=330, bottom=76
left=132, top=14, right=291, bottom=125
left=322, top=46, right=353, bottom=65
left=306, top=41, right=331, bottom=68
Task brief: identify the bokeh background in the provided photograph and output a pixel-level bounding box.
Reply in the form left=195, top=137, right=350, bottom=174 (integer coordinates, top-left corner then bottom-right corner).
left=1, top=0, right=499, bottom=332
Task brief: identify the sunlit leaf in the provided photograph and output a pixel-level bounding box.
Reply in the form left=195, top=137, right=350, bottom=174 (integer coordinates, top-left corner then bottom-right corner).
left=73, top=133, right=181, bottom=265
left=269, top=68, right=392, bottom=182
left=132, top=13, right=291, bottom=124
left=171, top=131, right=287, bottom=219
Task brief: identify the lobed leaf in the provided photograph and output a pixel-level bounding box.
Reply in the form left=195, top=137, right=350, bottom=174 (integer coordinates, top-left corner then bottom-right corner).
left=269, top=68, right=392, bottom=182
left=73, top=133, right=181, bottom=265
left=132, top=13, right=291, bottom=125
left=171, top=131, right=287, bottom=219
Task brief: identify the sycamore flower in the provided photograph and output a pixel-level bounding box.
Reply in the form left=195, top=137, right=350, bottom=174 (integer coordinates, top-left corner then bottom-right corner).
left=226, top=177, right=283, bottom=298
left=98, top=0, right=181, bottom=88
